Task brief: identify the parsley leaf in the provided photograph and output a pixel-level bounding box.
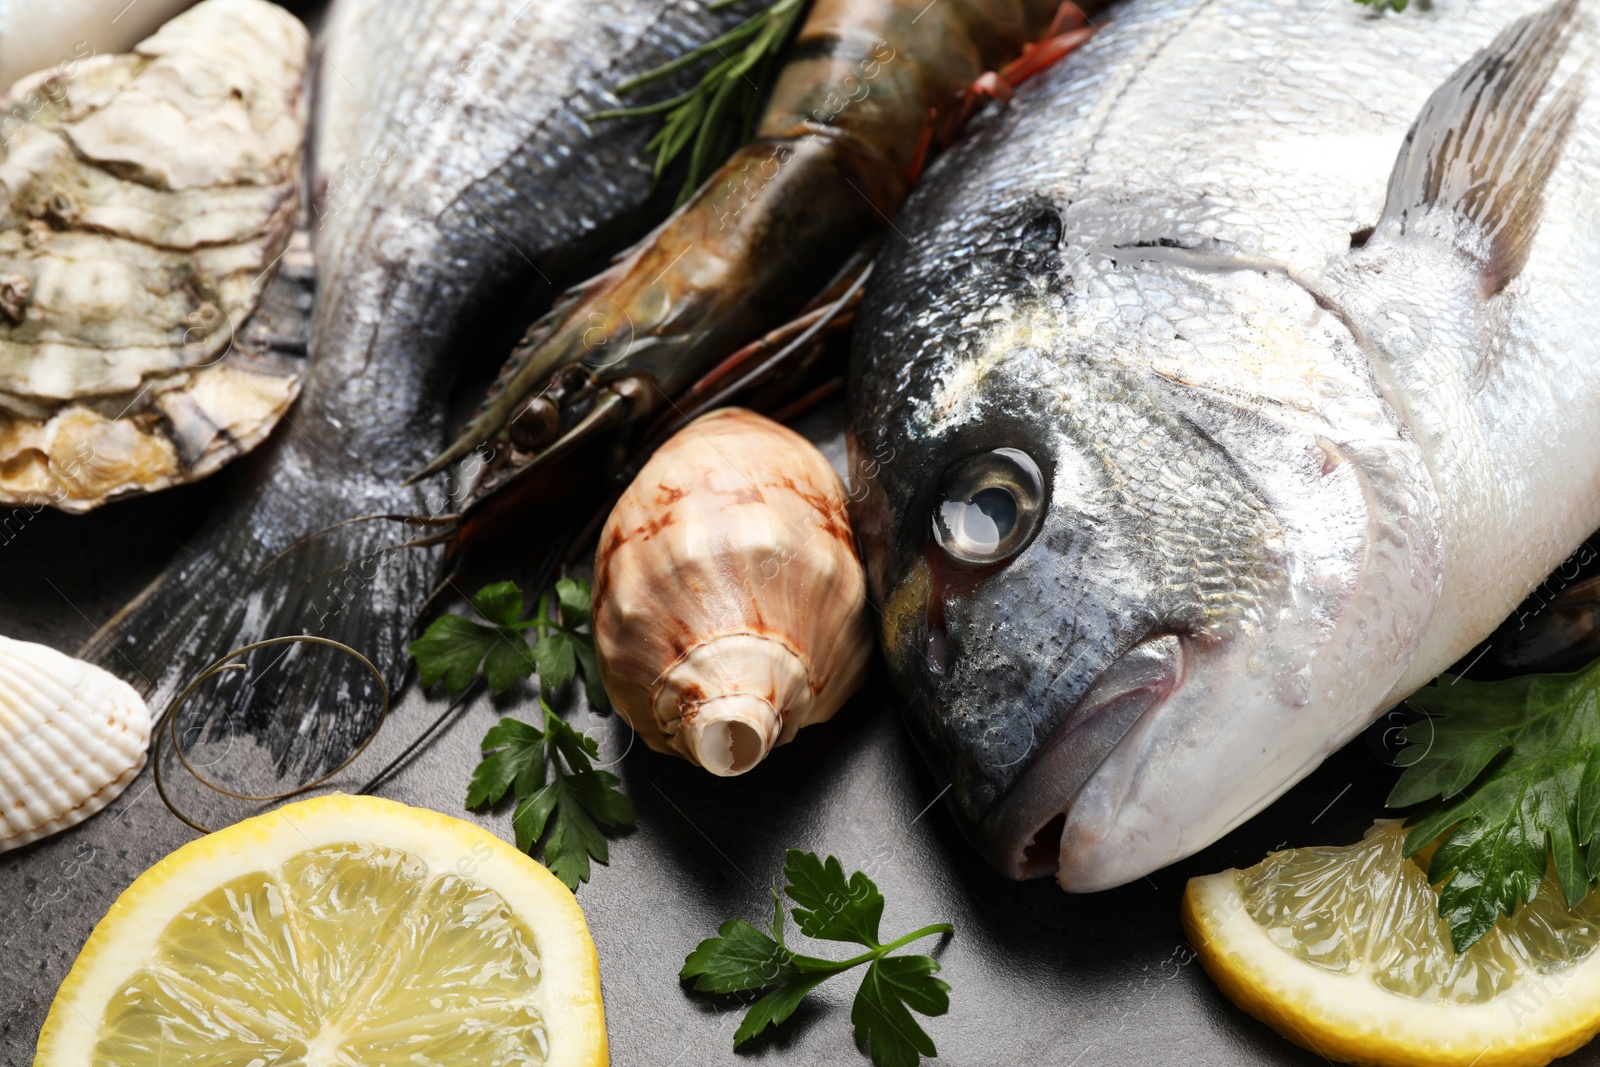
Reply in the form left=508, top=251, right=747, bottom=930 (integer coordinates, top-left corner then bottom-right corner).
left=852, top=956, right=946, bottom=1067
left=409, top=578, right=608, bottom=706
left=681, top=850, right=953, bottom=1065
left=1388, top=664, right=1600, bottom=950
left=737, top=971, right=832, bottom=1046
left=464, top=717, right=545, bottom=808
left=410, top=614, right=499, bottom=693
left=483, top=634, right=537, bottom=695
left=555, top=577, right=592, bottom=626
left=785, top=850, right=885, bottom=946
left=472, top=580, right=525, bottom=626
left=470, top=705, right=635, bottom=891
left=683, top=916, right=799, bottom=993
left=533, top=618, right=578, bottom=692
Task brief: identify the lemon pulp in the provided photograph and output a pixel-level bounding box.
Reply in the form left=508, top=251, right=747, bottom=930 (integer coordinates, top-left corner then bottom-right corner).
left=1239, top=820, right=1600, bottom=1002
left=36, top=794, right=606, bottom=1067
left=1184, top=819, right=1600, bottom=1067
left=97, top=842, right=546, bottom=1065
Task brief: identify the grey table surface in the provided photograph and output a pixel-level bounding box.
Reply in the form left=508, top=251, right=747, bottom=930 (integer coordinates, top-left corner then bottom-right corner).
left=0, top=5, right=1572, bottom=1062
left=0, top=399, right=1544, bottom=1067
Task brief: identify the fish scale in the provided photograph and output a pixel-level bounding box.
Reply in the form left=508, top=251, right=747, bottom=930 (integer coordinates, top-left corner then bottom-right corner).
left=850, top=0, right=1600, bottom=891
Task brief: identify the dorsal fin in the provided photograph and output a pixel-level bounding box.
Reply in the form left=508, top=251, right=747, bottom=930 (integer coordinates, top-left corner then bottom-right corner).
left=1378, top=0, right=1585, bottom=295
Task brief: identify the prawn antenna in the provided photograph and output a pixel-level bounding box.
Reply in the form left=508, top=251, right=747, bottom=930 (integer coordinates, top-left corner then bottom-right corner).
left=256, top=511, right=462, bottom=576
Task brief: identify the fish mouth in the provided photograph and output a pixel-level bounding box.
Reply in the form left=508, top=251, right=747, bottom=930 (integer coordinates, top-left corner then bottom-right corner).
left=977, top=632, right=1188, bottom=881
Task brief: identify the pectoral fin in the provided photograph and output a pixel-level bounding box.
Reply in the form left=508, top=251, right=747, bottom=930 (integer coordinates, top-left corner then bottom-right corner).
left=1378, top=0, right=1585, bottom=295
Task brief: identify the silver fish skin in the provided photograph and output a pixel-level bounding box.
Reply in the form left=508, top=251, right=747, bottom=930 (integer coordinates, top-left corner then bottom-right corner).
left=85, top=0, right=738, bottom=778
left=848, top=0, right=1600, bottom=890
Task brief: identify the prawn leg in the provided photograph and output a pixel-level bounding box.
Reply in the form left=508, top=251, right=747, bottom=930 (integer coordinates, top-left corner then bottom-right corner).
left=948, top=5, right=1096, bottom=138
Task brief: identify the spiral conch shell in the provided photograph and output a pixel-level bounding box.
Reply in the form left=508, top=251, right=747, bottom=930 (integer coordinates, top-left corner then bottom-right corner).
left=593, top=408, right=872, bottom=776
left=0, top=635, right=152, bottom=852
left=0, top=0, right=311, bottom=512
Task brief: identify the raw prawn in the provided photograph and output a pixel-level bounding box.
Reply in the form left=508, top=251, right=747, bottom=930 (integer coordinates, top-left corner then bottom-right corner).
left=416, top=0, right=1096, bottom=511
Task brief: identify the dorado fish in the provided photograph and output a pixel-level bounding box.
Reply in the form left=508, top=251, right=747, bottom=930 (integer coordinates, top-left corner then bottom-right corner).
left=848, top=0, right=1600, bottom=890
left=84, top=0, right=740, bottom=778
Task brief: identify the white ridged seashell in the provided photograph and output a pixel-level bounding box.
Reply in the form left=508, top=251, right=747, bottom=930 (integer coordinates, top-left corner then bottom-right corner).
left=593, top=408, right=872, bottom=775
left=0, top=636, right=152, bottom=852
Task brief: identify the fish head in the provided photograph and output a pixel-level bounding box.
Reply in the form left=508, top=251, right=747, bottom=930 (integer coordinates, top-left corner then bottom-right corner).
left=848, top=242, right=1440, bottom=891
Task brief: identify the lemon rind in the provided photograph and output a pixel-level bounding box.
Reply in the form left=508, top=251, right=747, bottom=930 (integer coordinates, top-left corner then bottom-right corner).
left=1183, top=869, right=1600, bottom=1067
left=34, top=792, right=607, bottom=1067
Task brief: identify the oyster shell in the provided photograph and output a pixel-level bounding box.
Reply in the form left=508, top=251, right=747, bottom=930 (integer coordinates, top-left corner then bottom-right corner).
left=0, top=0, right=311, bottom=512
left=593, top=408, right=873, bottom=775
left=0, top=635, right=152, bottom=852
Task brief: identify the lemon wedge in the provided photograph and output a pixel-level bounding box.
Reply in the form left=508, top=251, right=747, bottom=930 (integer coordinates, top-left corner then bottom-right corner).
left=1183, top=819, right=1600, bottom=1067
left=35, top=793, right=607, bottom=1067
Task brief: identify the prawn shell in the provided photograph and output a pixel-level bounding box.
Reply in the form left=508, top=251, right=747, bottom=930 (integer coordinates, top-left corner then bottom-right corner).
left=593, top=408, right=872, bottom=775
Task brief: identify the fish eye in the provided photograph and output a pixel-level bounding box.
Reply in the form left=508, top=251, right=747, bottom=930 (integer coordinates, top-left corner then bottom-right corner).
left=931, top=448, right=1045, bottom=566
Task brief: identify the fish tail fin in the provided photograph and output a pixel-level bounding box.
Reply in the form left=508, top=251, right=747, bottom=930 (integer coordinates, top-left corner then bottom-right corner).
left=82, top=454, right=447, bottom=783
left=1379, top=0, right=1584, bottom=294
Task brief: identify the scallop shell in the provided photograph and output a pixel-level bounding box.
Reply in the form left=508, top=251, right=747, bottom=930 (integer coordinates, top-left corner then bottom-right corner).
left=593, top=408, right=872, bottom=775
left=0, top=0, right=311, bottom=512
left=0, top=635, right=152, bottom=852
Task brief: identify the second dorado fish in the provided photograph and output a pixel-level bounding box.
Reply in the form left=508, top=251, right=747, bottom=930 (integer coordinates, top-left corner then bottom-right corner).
left=849, top=0, right=1600, bottom=890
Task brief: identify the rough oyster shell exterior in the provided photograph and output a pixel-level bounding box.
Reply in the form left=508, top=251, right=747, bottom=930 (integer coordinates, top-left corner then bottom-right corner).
left=0, top=0, right=310, bottom=511
left=593, top=408, right=872, bottom=775
left=0, top=635, right=152, bottom=852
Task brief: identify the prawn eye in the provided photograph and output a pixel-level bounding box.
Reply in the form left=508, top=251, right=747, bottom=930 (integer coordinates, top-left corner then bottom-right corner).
left=931, top=447, right=1045, bottom=566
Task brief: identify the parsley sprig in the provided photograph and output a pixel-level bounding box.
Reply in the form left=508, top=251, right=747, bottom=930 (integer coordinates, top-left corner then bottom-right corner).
left=409, top=578, right=627, bottom=890
left=1389, top=661, right=1600, bottom=950
left=682, top=850, right=953, bottom=1066
left=591, top=0, right=808, bottom=202
left=467, top=706, right=635, bottom=890
left=409, top=578, right=608, bottom=708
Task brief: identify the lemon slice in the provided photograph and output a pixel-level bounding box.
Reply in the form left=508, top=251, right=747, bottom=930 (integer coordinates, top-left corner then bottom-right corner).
left=35, top=793, right=607, bottom=1067
left=1183, top=819, right=1600, bottom=1067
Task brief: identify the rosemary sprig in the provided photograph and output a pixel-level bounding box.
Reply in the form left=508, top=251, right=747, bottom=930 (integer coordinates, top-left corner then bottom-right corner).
left=591, top=0, right=809, bottom=202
